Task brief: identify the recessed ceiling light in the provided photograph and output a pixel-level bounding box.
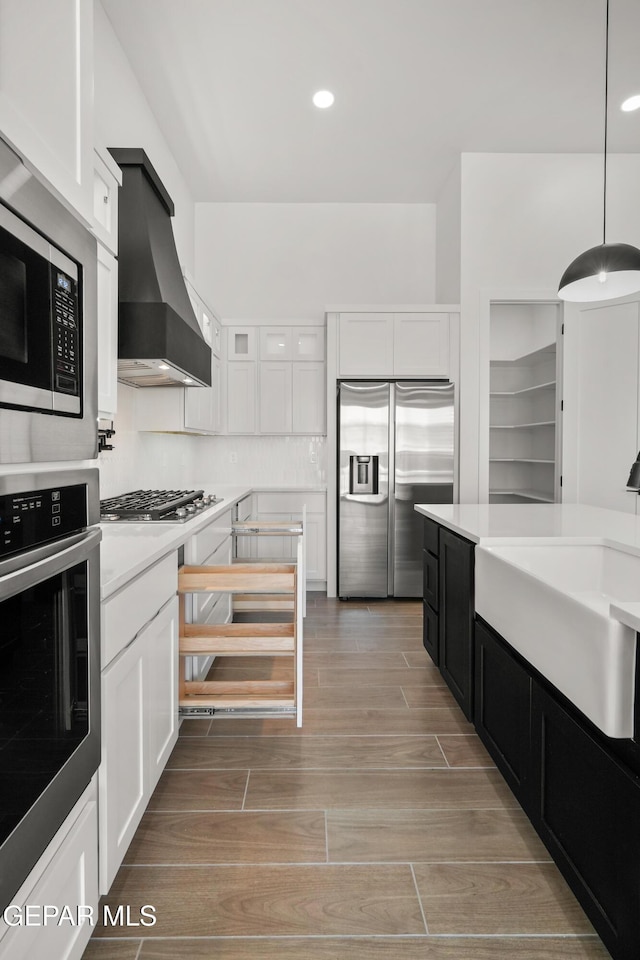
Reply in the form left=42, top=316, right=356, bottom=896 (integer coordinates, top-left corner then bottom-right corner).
left=312, top=90, right=335, bottom=109
left=158, top=364, right=169, bottom=370
left=621, top=94, right=640, bottom=111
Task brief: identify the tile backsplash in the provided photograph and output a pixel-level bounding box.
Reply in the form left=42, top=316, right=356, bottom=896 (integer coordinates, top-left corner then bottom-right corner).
left=98, top=383, right=327, bottom=498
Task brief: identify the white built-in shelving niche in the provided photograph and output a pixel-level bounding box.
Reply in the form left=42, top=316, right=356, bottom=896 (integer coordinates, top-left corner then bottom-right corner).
left=489, top=301, right=562, bottom=504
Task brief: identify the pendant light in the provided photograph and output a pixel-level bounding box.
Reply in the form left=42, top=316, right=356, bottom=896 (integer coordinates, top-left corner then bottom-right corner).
left=558, top=0, right=640, bottom=301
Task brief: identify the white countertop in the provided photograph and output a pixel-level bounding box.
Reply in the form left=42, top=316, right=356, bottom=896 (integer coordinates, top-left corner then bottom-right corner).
left=414, top=502, right=640, bottom=633
left=100, top=485, right=250, bottom=600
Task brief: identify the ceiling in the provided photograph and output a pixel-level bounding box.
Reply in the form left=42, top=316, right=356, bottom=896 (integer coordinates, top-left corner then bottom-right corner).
left=101, top=0, right=640, bottom=203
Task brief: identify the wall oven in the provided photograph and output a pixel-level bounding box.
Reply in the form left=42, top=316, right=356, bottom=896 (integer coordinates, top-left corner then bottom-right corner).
left=0, top=469, right=100, bottom=911
left=0, top=135, right=97, bottom=463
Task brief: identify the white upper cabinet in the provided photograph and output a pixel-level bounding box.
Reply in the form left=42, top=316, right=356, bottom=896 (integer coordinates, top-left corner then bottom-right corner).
left=0, top=0, right=94, bottom=221
left=259, top=362, right=293, bottom=433
left=135, top=353, right=220, bottom=435
left=226, top=361, right=257, bottom=433
left=294, top=326, right=325, bottom=362
left=92, top=149, right=121, bottom=255
left=96, top=244, right=118, bottom=420
left=292, top=362, right=325, bottom=433
left=94, top=150, right=121, bottom=420
left=260, top=327, right=293, bottom=360
left=228, top=326, right=257, bottom=361
left=184, top=275, right=221, bottom=352
left=258, top=325, right=325, bottom=361
left=225, top=323, right=326, bottom=435
left=393, top=312, right=449, bottom=376
left=338, top=311, right=452, bottom=378
left=339, top=313, right=394, bottom=376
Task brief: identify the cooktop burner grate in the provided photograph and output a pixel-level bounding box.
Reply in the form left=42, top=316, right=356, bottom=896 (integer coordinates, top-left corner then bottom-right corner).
left=100, top=488, right=222, bottom=522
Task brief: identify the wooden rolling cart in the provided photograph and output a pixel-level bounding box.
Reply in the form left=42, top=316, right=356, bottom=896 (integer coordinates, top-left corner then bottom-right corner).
left=178, top=519, right=304, bottom=726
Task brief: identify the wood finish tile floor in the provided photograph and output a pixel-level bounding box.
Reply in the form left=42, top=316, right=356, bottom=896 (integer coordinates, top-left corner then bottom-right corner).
left=84, top=597, right=609, bottom=960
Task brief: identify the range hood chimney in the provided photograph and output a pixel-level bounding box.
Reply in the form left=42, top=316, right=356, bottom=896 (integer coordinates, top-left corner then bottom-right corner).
left=109, top=148, right=211, bottom=387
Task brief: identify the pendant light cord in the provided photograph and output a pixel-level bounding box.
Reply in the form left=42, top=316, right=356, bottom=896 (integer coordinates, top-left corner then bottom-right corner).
left=603, top=0, right=609, bottom=245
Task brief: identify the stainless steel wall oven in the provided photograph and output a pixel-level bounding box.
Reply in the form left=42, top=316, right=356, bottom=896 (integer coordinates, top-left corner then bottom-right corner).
left=0, top=135, right=97, bottom=463
left=0, top=469, right=100, bottom=911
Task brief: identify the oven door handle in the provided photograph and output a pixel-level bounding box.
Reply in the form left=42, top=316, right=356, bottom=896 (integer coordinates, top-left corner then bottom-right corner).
left=0, top=527, right=101, bottom=599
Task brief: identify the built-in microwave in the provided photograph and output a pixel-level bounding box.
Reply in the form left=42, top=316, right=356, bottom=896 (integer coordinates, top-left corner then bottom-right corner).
left=0, top=203, right=81, bottom=415
left=0, top=136, right=98, bottom=463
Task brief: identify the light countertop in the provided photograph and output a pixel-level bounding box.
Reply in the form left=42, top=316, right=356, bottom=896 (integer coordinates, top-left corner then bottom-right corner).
left=100, top=484, right=326, bottom=601
left=100, top=485, right=250, bottom=600
left=414, top=502, right=640, bottom=633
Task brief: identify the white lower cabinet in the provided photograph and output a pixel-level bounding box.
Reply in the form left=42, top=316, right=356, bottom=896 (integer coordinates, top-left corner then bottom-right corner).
left=99, top=591, right=179, bottom=893
left=0, top=782, right=98, bottom=960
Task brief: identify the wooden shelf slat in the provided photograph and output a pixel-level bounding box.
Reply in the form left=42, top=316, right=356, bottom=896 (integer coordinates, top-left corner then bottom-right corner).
left=183, top=679, right=294, bottom=696
left=233, top=593, right=295, bottom=611
left=182, top=622, right=294, bottom=639
left=180, top=636, right=295, bottom=656
left=179, top=564, right=295, bottom=594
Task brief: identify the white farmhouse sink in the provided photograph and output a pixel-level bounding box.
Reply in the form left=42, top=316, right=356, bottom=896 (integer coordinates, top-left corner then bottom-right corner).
left=475, top=542, right=640, bottom=738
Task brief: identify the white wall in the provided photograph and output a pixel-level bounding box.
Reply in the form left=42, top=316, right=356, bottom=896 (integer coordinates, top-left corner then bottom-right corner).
left=458, top=152, right=640, bottom=502
left=436, top=160, right=461, bottom=303
left=194, top=202, right=436, bottom=319
left=98, top=384, right=196, bottom=497
left=190, top=435, right=327, bottom=488
left=94, top=0, right=195, bottom=274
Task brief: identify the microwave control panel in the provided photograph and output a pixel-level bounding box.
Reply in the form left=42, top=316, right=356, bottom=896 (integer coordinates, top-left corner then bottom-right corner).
left=52, top=269, right=79, bottom=396
left=0, top=483, right=87, bottom=558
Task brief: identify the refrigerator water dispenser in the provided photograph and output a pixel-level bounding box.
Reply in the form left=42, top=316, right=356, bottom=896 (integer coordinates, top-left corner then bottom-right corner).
left=349, top=455, right=379, bottom=494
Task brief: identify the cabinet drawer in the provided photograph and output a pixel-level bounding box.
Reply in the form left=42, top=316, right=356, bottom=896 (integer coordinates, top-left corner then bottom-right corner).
left=0, top=798, right=98, bottom=960
left=256, top=491, right=325, bottom=514
left=187, top=509, right=232, bottom=564
left=423, top=517, right=439, bottom=556
left=101, top=552, right=177, bottom=669
left=423, top=550, right=439, bottom=609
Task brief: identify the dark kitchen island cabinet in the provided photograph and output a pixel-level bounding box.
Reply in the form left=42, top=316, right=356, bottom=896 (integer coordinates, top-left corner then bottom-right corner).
left=422, top=517, right=474, bottom=719
left=475, top=616, right=640, bottom=960
left=474, top=617, right=533, bottom=814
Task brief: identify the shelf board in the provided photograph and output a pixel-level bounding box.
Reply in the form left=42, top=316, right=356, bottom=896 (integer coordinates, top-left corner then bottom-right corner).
left=490, top=380, right=556, bottom=397
left=490, top=420, right=555, bottom=429
left=490, top=343, right=556, bottom=367
left=489, top=458, right=555, bottom=464
left=489, top=489, right=556, bottom=503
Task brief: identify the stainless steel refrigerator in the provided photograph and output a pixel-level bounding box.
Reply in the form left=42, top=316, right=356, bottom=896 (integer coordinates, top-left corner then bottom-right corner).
left=338, top=380, right=455, bottom=598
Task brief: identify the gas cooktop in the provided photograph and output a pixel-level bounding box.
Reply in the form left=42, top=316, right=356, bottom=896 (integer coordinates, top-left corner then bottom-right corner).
left=100, top=489, right=223, bottom=523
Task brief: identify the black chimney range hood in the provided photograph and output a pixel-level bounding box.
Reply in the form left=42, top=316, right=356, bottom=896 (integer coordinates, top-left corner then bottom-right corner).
left=109, top=148, right=211, bottom=387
